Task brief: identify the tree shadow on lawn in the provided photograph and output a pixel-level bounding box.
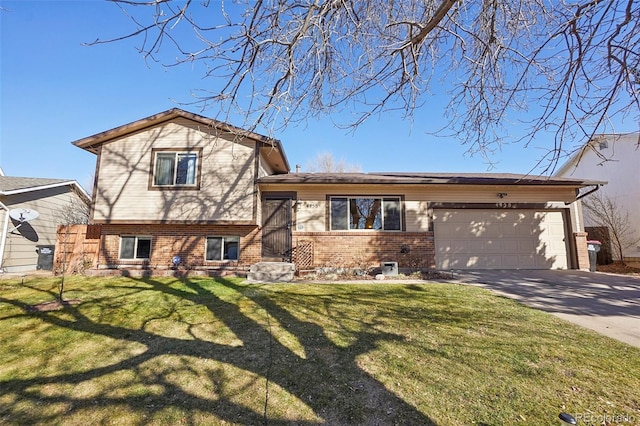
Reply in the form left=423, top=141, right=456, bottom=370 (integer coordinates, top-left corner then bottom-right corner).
left=0, top=277, right=438, bottom=425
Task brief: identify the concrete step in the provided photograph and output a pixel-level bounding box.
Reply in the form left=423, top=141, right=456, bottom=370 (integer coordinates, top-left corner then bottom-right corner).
left=247, top=262, right=295, bottom=282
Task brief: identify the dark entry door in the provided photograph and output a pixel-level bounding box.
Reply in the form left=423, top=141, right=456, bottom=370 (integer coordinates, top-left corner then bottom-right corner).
left=262, top=198, right=292, bottom=261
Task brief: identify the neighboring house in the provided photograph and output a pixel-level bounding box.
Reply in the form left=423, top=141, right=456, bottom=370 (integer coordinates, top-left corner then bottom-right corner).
left=0, top=176, right=91, bottom=273
left=555, top=133, right=640, bottom=266
left=73, top=108, right=600, bottom=274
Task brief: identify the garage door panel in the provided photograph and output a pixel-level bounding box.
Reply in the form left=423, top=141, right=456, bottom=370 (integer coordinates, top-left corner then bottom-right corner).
left=482, top=240, right=495, bottom=253
left=518, top=238, right=537, bottom=252
left=501, top=224, right=518, bottom=237
left=502, top=239, right=519, bottom=252
left=434, top=209, right=569, bottom=270
left=502, top=255, right=520, bottom=269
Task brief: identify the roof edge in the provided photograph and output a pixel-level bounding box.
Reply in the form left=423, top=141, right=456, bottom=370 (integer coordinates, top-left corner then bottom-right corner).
left=258, top=172, right=605, bottom=187
left=72, top=108, right=281, bottom=150
left=0, top=180, right=91, bottom=202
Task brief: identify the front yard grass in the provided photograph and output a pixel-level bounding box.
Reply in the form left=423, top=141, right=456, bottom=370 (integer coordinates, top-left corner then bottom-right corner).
left=0, top=275, right=638, bottom=425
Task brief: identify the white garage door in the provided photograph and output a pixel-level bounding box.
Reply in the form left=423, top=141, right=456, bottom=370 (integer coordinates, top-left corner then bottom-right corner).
left=433, top=209, right=569, bottom=270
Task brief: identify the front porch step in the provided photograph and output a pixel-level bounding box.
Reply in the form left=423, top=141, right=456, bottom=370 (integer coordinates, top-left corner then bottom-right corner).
left=246, top=262, right=296, bottom=282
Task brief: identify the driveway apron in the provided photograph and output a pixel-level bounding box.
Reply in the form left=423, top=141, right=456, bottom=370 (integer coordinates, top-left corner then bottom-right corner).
left=451, top=270, right=640, bottom=347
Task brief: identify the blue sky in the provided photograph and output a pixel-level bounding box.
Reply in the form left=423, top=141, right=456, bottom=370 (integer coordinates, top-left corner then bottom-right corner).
left=1, top=1, right=636, bottom=192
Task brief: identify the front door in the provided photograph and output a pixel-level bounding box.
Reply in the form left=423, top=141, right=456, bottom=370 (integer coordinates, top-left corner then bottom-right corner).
left=262, top=198, right=292, bottom=262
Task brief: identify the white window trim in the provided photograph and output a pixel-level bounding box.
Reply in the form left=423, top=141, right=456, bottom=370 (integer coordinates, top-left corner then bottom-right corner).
left=330, top=196, right=403, bottom=231
left=152, top=150, right=199, bottom=187
left=205, top=236, right=240, bottom=261
left=119, top=236, right=152, bottom=260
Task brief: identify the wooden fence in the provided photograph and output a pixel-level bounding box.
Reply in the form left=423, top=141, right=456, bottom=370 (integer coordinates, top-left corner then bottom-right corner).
left=54, top=224, right=101, bottom=274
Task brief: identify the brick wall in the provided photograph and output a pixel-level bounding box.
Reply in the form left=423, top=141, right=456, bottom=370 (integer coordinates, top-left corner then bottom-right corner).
left=96, top=225, right=435, bottom=272
left=292, top=231, right=435, bottom=270
left=574, top=232, right=589, bottom=271
left=97, top=224, right=262, bottom=270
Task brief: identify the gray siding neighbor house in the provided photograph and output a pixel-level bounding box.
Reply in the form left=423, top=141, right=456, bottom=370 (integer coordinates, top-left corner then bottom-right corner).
left=0, top=175, right=90, bottom=273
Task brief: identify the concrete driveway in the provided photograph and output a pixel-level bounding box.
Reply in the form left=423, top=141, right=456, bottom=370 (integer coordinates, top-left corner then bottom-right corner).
left=450, top=270, right=640, bottom=347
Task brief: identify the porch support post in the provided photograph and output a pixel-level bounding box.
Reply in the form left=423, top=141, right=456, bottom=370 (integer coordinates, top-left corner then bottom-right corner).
left=574, top=232, right=589, bottom=271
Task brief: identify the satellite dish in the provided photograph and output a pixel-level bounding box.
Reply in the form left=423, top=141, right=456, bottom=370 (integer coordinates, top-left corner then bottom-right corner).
left=9, top=208, right=40, bottom=223
left=8, top=208, right=40, bottom=233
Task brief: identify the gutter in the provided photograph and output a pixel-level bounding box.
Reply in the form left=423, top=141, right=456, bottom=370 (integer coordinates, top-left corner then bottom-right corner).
left=574, top=184, right=603, bottom=202
left=0, top=201, right=10, bottom=271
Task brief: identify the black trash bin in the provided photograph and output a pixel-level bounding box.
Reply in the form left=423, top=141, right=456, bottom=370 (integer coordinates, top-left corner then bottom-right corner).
left=587, top=240, right=601, bottom=272
left=36, top=245, right=55, bottom=270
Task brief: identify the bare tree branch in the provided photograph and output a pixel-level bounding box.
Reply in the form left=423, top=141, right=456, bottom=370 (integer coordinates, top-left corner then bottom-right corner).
left=582, top=192, right=640, bottom=264
left=92, top=0, right=639, bottom=169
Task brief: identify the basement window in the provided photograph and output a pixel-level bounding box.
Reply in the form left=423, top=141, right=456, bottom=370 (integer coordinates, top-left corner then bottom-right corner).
left=206, top=236, right=239, bottom=261
left=119, top=236, right=151, bottom=260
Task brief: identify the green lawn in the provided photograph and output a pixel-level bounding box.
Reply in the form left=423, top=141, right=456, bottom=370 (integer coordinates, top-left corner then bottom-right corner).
left=0, top=275, right=638, bottom=425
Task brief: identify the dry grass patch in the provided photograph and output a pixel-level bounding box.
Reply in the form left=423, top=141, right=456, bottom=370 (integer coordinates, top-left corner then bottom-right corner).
left=0, top=275, right=638, bottom=425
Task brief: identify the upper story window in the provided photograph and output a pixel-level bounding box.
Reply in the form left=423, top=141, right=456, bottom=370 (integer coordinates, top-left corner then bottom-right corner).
left=151, top=149, right=201, bottom=189
left=330, top=197, right=402, bottom=231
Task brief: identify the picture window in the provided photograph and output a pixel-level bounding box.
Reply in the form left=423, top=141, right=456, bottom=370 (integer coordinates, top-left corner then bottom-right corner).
left=330, top=197, right=401, bottom=231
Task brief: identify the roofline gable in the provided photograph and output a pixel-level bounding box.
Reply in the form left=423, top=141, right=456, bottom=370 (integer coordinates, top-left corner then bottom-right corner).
left=71, top=108, right=290, bottom=171
left=554, top=132, right=640, bottom=177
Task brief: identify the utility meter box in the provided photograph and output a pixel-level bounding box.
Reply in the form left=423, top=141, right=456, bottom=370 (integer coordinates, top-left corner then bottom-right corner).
left=381, top=261, right=398, bottom=276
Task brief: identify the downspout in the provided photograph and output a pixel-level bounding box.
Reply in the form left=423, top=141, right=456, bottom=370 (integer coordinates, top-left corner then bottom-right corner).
left=573, top=184, right=602, bottom=202
left=565, top=184, right=603, bottom=229
left=0, top=201, right=10, bottom=272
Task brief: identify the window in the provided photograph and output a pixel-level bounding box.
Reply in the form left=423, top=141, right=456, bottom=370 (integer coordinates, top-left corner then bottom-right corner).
left=206, top=236, right=240, bottom=261
left=120, top=236, right=151, bottom=259
left=152, top=151, right=199, bottom=187
left=330, top=197, right=402, bottom=231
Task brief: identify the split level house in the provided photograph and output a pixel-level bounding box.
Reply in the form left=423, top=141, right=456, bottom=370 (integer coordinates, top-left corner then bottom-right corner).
left=555, top=132, right=640, bottom=267
left=73, top=108, right=600, bottom=275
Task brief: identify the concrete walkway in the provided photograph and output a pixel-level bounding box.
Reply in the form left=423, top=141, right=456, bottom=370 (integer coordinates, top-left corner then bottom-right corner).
left=450, top=270, right=640, bottom=347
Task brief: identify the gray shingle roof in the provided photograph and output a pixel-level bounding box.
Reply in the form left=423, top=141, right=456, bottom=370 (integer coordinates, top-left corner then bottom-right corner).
left=259, top=172, right=604, bottom=186
left=0, top=176, right=76, bottom=193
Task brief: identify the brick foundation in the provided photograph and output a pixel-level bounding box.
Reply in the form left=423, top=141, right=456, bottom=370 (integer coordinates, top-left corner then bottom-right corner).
left=93, top=225, right=436, bottom=274
left=574, top=232, right=589, bottom=271
left=292, top=231, right=435, bottom=270
left=96, top=224, right=262, bottom=271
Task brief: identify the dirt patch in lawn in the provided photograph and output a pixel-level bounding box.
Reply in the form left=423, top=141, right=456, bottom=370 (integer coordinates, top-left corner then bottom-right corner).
left=28, top=299, right=82, bottom=312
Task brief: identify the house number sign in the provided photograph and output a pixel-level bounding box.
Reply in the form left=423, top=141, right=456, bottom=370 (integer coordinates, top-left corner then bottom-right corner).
left=299, top=201, right=320, bottom=209
left=496, top=202, right=514, bottom=208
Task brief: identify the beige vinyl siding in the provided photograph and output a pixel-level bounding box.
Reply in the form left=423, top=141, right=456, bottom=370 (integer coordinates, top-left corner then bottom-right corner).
left=1, top=187, right=84, bottom=272
left=255, top=158, right=273, bottom=226
left=93, top=118, right=258, bottom=223
left=262, top=183, right=577, bottom=233
left=413, top=185, right=577, bottom=204
left=258, top=156, right=274, bottom=178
